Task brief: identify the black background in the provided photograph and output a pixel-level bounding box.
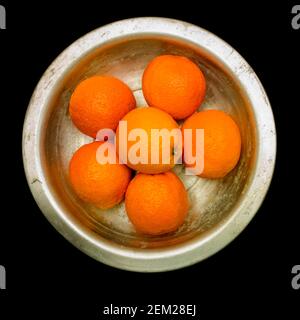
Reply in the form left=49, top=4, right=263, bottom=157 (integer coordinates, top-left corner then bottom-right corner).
left=0, top=1, right=299, bottom=318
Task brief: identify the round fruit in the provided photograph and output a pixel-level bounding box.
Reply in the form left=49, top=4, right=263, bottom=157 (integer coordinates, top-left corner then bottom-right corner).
left=116, top=107, right=181, bottom=174
left=69, top=141, right=131, bottom=209
left=69, top=75, right=136, bottom=138
left=142, top=55, right=206, bottom=120
left=182, top=109, right=242, bottom=179
left=125, top=172, right=189, bottom=235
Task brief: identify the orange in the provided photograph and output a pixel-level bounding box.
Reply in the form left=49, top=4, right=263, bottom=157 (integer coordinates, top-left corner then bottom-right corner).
left=69, top=75, right=136, bottom=138
left=115, top=107, right=181, bottom=174
left=182, top=109, right=242, bottom=179
left=142, top=55, right=206, bottom=120
left=69, top=141, right=131, bottom=209
left=125, top=172, right=189, bottom=235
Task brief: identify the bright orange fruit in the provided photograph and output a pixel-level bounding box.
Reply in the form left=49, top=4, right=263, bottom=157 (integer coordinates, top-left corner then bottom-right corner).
left=125, top=172, right=189, bottom=235
left=69, top=76, right=136, bottom=138
left=142, top=55, right=206, bottom=120
left=115, top=107, right=181, bottom=174
left=182, top=109, right=242, bottom=179
left=69, top=141, right=131, bottom=209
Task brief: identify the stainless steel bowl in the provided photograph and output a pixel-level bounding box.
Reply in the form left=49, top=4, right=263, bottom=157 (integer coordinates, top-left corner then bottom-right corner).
left=22, top=17, right=276, bottom=272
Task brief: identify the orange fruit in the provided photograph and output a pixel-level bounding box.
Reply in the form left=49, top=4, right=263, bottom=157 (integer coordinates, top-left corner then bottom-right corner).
left=115, top=107, right=181, bottom=174
left=69, top=75, right=136, bottom=138
left=142, top=55, right=206, bottom=120
left=69, top=141, right=131, bottom=209
left=182, top=109, right=242, bottom=179
left=125, top=172, right=189, bottom=235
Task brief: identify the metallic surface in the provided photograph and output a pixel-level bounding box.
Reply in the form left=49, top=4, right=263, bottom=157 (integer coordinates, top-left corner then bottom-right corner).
left=22, top=17, right=276, bottom=272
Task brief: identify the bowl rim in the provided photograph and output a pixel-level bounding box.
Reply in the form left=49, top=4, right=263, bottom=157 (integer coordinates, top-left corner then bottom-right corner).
left=22, top=17, right=276, bottom=272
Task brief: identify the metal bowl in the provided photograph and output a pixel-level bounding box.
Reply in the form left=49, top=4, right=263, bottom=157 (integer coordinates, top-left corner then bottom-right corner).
left=22, top=17, right=276, bottom=272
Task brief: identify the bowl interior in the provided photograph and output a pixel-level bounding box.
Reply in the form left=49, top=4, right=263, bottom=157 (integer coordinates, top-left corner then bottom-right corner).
left=43, top=35, right=256, bottom=249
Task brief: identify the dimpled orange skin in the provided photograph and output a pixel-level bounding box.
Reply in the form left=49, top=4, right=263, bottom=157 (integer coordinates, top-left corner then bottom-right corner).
left=69, top=141, right=132, bottom=209
left=182, top=109, right=242, bottom=179
left=116, top=107, right=180, bottom=174
left=125, top=172, right=189, bottom=235
left=69, top=76, right=136, bottom=138
left=142, top=55, right=206, bottom=120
